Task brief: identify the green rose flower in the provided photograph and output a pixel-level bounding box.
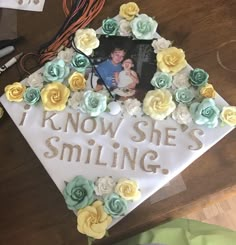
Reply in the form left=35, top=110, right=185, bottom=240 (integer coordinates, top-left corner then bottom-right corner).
left=71, top=53, right=90, bottom=73
left=63, top=176, right=95, bottom=211
left=80, top=91, right=107, bottom=117
left=43, top=59, right=70, bottom=82
left=190, top=98, right=220, bottom=128
left=151, top=71, right=172, bottom=89
left=189, top=68, right=209, bottom=87
left=23, top=87, right=41, bottom=105
left=175, top=88, right=194, bottom=104
left=130, top=14, right=158, bottom=39
left=104, top=193, right=128, bottom=218
left=102, top=18, right=119, bottom=36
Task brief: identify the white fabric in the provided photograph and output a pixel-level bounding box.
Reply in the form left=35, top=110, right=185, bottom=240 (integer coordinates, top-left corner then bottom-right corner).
left=0, top=0, right=45, bottom=12
left=118, top=70, right=134, bottom=88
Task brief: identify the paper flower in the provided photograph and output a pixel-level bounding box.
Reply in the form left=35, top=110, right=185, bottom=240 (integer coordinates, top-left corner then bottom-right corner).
left=143, top=89, right=176, bottom=120
left=200, top=83, right=216, bottom=98
left=68, top=91, right=84, bottom=110
left=104, top=193, right=128, bottom=218
left=102, top=18, right=119, bottom=36
left=130, top=14, right=158, bottom=40
left=26, top=72, right=44, bottom=89
left=43, top=59, right=70, bottom=82
left=151, top=37, right=171, bottom=53
left=115, top=178, right=141, bottom=201
left=5, top=82, right=26, bottom=102
left=68, top=72, right=86, bottom=92
left=74, top=28, right=99, bottom=56
left=151, top=71, right=172, bottom=89
left=63, top=176, right=95, bottom=211
left=119, top=19, right=132, bottom=36
left=57, top=48, right=74, bottom=63
left=157, top=47, right=187, bottom=75
left=172, top=103, right=192, bottom=125
left=123, top=98, right=142, bottom=116
left=94, top=176, right=116, bottom=196
left=40, top=82, right=70, bottom=111
left=23, top=87, right=41, bottom=105
left=190, top=98, right=220, bottom=128
left=71, top=53, right=90, bottom=73
left=119, top=2, right=140, bottom=21
left=189, top=68, right=209, bottom=87
left=80, top=91, right=107, bottom=117
left=220, top=106, right=236, bottom=127
left=172, top=71, right=191, bottom=88
left=175, top=87, right=194, bottom=104
left=77, top=200, right=112, bottom=240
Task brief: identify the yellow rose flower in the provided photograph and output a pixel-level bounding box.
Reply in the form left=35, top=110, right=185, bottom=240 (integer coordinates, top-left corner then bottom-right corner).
left=77, top=200, right=112, bottom=240
left=200, top=83, right=216, bottom=98
left=5, top=82, right=26, bottom=102
left=74, top=28, right=99, bottom=56
left=157, top=47, right=187, bottom=75
left=143, top=89, right=176, bottom=120
left=68, top=72, right=86, bottom=91
left=220, top=106, right=236, bottom=127
left=40, top=82, right=70, bottom=111
left=119, top=2, right=139, bottom=21
left=115, top=178, right=141, bottom=201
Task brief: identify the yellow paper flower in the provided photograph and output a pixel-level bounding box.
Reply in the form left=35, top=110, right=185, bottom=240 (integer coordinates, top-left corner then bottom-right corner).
left=220, top=106, right=236, bottom=126
left=119, top=2, right=139, bottom=21
left=143, top=89, right=176, bottom=120
left=5, top=82, right=26, bottom=102
left=115, top=178, right=141, bottom=201
left=74, top=28, right=99, bottom=56
left=68, top=72, right=86, bottom=91
left=77, top=200, right=112, bottom=240
left=200, top=83, right=216, bottom=98
left=157, top=47, right=187, bottom=75
left=40, top=82, right=70, bottom=111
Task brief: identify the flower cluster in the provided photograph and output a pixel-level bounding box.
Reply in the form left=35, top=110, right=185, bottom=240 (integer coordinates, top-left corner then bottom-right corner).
left=63, top=175, right=140, bottom=241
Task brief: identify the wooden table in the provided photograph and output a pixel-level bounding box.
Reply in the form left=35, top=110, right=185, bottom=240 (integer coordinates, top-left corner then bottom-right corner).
left=0, top=1, right=235, bottom=244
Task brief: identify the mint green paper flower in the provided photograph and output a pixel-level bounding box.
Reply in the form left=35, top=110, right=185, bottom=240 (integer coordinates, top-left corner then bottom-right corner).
left=80, top=91, right=107, bottom=117
left=71, top=53, right=90, bottom=73
left=23, top=87, right=41, bottom=105
left=102, top=18, right=119, bottom=36
left=63, top=176, right=95, bottom=211
left=151, top=71, right=172, bottom=89
left=189, top=68, right=209, bottom=87
left=43, top=59, right=70, bottom=82
left=130, top=14, right=158, bottom=39
left=190, top=98, right=220, bottom=128
left=104, top=193, right=128, bottom=218
left=175, top=88, right=194, bottom=104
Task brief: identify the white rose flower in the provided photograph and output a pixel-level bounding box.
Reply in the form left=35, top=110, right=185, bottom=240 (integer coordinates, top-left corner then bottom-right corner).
left=172, top=103, right=192, bottom=124
left=74, top=28, right=99, bottom=56
left=68, top=91, right=84, bottom=110
left=124, top=98, right=142, bottom=116
left=57, top=48, right=74, bottom=63
left=173, top=70, right=191, bottom=89
left=26, top=72, right=44, bottom=89
left=151, top=37, right=171, bottom=53
left=119, top=19, right=132, bottom=36
left=94, top=176, right=116, bottom=196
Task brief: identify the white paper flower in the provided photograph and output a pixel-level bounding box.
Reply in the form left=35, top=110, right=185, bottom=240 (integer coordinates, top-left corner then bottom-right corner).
left=68, top=91, right=84, bottom=110
left=152, top=37, right=171, bottom=53
left=172, top=70, right=191, bottom=88
left=123, top=98, right=142, bottom=116
left=94, top=176, right=116, bottom=196
left=172, top=103, right=192, bottom=124
left=57, top=48, right=74, bottom=63
left=119, top=19, right=132, bottom=36
left=26, top=72, right=44, bottom=89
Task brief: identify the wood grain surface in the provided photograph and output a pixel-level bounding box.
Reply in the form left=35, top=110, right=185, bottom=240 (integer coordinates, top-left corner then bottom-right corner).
left=0, top=1, right=235, bottom=245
